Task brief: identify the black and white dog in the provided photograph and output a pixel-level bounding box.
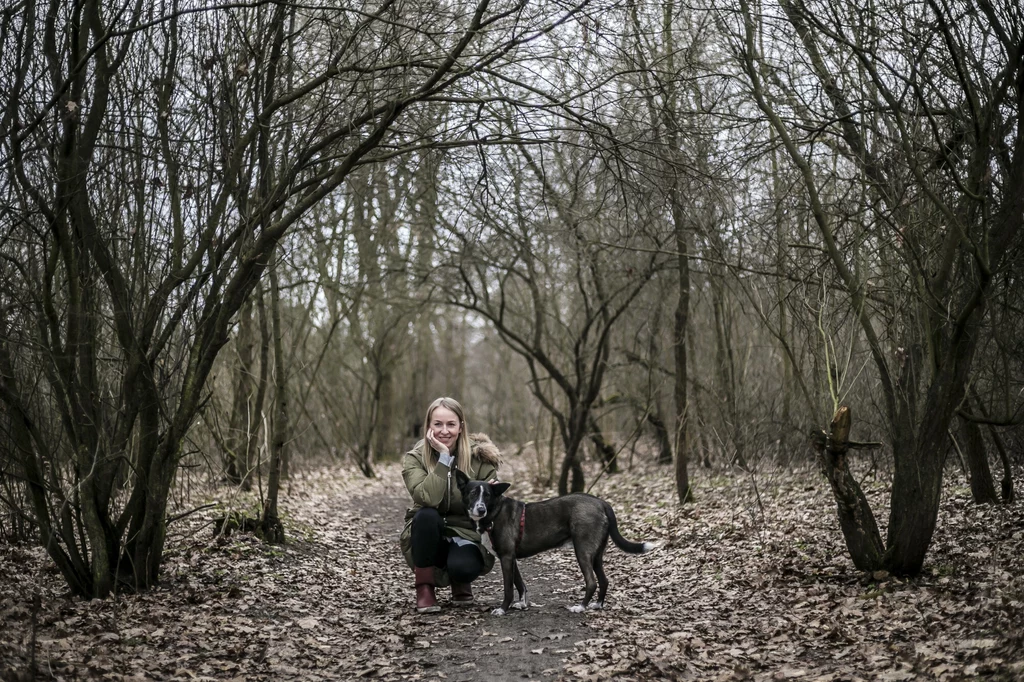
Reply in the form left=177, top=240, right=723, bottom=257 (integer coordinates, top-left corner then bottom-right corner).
left=455, top=470, right=655, bottom=615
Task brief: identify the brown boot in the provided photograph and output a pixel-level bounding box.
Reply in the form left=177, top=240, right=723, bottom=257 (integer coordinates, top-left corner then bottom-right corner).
left=414, top=567, right=440, bottom=613
left=451, top=582, right=474, bottom=607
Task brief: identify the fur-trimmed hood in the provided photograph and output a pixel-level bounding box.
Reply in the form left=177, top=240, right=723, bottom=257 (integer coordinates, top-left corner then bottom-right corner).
left=468, top=432, right=501, bottom=467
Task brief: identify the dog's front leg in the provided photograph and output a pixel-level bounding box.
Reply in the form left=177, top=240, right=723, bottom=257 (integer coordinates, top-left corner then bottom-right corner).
left=492, top=555, right=517, bottom=616
left=511, top=561, right=528, bottom=610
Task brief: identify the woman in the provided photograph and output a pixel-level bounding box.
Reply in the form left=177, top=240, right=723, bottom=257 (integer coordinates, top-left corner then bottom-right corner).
left=400, top=396, right=501, bottom=613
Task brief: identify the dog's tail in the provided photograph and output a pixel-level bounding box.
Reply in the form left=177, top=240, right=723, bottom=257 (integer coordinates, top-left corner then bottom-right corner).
left=604, top=503, right=656, bottom=554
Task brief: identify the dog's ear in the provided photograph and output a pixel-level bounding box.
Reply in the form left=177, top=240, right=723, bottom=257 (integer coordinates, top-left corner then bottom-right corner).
left=454, top=469, right=471, bottom=490
left=491, top=481, right=511, bottom=497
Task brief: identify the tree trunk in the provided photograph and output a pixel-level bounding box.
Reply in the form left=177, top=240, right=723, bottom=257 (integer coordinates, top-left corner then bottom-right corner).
left=262, top=261, right=287, bottom=544
left=672, top=189, right=692, bottom=503
left=244, top=287, right=272, bottom=492
left=711, top=274, right=745, bottom=469
left=772, top=139, right=793, bottom=430
left=124, top=446, right=176, bottom=590
left=990, top=427, right=1015, bottom=504
left=408, top=152, right=439, bottom=438
left=558, top=416, right=587, bottom=495
left=374, top=367, right=394, bottom=467
left=959, top=415, right=999, bottom=504
left=649, top=411, right=673, bottom=465
left=547, top=413, right=558, bottom=488
left=884, top=325, right=986, bottom=575
left=225, top=297, right=256, bottom=484
left=884, top=426, right=945, bottom=575
left=356, top=368, right=378, bottom=479
left=356, top=444, right=376, bottom=478
left=970, top=387, right=1016, bottom=503
left=687, top=323, right=712, bottom=468
left=588, top=417, right=618, bottom=474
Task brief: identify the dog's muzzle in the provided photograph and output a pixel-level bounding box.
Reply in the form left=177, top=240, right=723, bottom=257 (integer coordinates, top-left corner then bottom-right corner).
left=467, top=489, right=488, bottom=521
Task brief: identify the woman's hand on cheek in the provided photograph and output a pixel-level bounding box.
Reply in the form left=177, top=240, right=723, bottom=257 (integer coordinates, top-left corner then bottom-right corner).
left=427, top=430, right=448, bottom=455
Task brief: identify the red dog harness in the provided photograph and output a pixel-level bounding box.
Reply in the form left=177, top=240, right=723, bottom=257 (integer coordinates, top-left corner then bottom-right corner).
left=514, top=503, right=526, bottom=550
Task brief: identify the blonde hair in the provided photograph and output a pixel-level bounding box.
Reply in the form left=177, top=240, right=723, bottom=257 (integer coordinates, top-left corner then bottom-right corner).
left=420, top=396, right=471, bottom=473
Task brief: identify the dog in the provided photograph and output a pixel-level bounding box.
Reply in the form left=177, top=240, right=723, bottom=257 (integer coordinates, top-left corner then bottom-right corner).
left=454, top=470, right=655, bottom=615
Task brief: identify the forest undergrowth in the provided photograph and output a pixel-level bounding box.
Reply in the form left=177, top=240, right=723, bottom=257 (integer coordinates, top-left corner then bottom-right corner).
left=2, top=449, right=1023, bottom=681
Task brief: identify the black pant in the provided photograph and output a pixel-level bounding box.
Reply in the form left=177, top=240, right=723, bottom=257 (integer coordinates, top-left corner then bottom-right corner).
left=410, top=508, right=484, bottom=583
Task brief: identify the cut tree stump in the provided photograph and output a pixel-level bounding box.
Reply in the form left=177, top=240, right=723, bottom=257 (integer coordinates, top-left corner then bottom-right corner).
left=811, top=406, right=885, bottom=572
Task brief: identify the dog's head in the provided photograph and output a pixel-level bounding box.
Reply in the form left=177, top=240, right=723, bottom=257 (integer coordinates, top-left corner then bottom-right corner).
left=454, top=469, right=511, bottom=522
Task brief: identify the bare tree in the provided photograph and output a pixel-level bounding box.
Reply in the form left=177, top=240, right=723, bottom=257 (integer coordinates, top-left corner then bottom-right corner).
left=0, top=0, right=595, bottom=597
left=731, top=0, right=1023, bottom=574
left=436, top=136, right=671, bottom=493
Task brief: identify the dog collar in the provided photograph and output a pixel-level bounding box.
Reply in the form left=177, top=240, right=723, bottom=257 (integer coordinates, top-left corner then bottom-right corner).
left=476, top=520, right=497, bottom=557
left=475, top=505, right=525, bottom=553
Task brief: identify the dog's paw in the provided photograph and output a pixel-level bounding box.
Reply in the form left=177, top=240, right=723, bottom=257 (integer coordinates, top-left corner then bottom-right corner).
left=491, top=607, right=507, bottom=616
left=511, top=600, right=529, bottom=610
left=566, top=605, right=586, bottom=613
left=586, top=601, right=604, bottom=611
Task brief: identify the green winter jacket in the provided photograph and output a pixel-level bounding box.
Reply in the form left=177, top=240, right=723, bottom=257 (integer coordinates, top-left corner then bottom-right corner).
left=399, top=433, right=501, bottom=586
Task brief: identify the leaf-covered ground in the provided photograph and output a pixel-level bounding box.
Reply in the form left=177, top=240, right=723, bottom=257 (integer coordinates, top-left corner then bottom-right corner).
left=2, top=452, right=1023, bottom=681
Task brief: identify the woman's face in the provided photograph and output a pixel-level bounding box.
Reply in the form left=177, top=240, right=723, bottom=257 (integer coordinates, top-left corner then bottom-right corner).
left=429, top=405, right=462, bottom=451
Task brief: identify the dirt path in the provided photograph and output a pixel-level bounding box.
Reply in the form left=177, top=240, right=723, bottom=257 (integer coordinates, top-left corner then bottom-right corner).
left=2, top=463, right=618, bottom=682
left=320, top=469, right=608, bottom=681
left=3, top=459, right=1023, bottom=681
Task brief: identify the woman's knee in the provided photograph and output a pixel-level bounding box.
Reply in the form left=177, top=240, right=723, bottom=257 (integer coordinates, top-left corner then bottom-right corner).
left=447, top=546, right=484, bottom=583
left=411, top=507, right=443, bottom=533
left=410, top=508, right=446, bottom=568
